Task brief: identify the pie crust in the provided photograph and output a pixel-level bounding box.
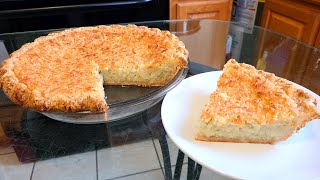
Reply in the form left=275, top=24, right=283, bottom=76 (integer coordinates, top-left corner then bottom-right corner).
left=0, top=25, right=188, bottom=113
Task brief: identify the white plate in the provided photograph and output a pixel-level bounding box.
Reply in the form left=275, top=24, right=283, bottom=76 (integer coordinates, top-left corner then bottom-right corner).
left=161, top=71, right=320, bottom=180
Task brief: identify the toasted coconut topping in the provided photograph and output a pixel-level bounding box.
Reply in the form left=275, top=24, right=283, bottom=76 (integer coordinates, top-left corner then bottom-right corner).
left=201, top=59, right=319, bottom=126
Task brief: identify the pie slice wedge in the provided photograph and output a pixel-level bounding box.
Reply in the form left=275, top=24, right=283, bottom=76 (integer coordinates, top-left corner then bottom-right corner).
left=196, top=59, right=320, bottom=144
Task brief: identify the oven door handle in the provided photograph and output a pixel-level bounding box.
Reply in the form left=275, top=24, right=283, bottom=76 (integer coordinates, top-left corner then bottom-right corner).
left=0, top=0, right=153, bottom=16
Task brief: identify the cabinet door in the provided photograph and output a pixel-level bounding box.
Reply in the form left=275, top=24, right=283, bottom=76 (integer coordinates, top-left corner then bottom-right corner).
left=261, top=0, right=320, bottom=45
left=176, top=0, right=232, bottom=20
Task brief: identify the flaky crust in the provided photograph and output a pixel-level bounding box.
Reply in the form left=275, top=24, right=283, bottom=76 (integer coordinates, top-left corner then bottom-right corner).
left=194, top=134, right=292, bottom=144
left=0, top=25, right=188, bottom=112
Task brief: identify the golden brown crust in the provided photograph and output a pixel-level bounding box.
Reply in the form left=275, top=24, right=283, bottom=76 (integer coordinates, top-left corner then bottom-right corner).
left=194, top=133, right=294, bottom=144
left=0, top=25, right=189, bottom=112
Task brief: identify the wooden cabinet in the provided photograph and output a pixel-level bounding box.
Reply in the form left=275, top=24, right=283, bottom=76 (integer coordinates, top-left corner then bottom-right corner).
left=261, top=0, right=320, bottom=47
left=315, top=31, right=320, bottom=49
left=258, top=0, right=320, bottom=94
left=169, top=0, right=232, bottom=70
left=0, top=106, right=24, bottom=146
left=0, top=106, right=24, bottom=122
left=170, top=0, right=233, bottom=20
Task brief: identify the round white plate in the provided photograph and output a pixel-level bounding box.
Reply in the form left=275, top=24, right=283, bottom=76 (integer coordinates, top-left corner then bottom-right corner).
left=161, top=71, right=320, bottom=180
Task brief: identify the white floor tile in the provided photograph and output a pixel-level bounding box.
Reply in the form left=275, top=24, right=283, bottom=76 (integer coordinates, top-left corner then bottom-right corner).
left=0, top=153, right=34, bottom=180
left=114, top=169, right=164, bottom=180
left=154, top=135, right=187, bottom=167
left=97, top=139, right=160, bottom=180
left=32, top=151, right=96, bottom=180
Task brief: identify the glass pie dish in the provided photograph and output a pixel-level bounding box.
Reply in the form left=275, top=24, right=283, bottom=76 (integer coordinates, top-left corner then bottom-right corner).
left=41, top=68, right=188, bottom=124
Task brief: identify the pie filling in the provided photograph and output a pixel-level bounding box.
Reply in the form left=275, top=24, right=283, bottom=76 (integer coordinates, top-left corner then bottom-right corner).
left=100, top=64, right=178, bottom=86
left=197, top=120, right=295, bottom=142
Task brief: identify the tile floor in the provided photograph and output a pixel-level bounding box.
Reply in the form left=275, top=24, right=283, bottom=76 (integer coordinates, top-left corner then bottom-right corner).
left=0, top=137, right=233, bottom=180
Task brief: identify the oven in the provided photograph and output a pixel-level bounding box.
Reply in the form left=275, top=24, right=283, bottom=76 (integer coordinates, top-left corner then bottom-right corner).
left=0, top=0, right=169, bottom=34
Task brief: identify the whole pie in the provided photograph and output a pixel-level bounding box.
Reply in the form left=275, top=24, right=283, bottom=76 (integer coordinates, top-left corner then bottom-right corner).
left=0, top=25, right=189, bottom=113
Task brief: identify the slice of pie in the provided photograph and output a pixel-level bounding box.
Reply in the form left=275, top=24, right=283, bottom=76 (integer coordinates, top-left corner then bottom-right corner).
left=0, top=25, right=188, bottom=114
left=196, top=59, right=320, bottom=144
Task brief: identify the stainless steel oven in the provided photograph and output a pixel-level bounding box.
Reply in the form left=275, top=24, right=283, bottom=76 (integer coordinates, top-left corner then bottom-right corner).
left=0, top=0, right=169, bottom=33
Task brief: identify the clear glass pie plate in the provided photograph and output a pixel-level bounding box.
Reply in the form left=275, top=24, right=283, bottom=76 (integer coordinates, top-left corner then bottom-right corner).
left=41, top=68, right=188, bottom=124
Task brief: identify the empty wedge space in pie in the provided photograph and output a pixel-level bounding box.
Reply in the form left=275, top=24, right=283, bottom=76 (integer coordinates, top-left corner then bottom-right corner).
left=0, top=25, right=189, bottom=115
left=196, top=59, right=320, bottom=144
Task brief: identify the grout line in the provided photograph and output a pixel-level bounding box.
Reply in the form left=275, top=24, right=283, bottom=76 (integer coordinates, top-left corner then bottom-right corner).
left=96, top=150, right=98, bottom=180
left=106, top=168, right=162, bottom=180
left=151, top=137, right=165, bottom=178
left=29, top=162, right=36, bottom=180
